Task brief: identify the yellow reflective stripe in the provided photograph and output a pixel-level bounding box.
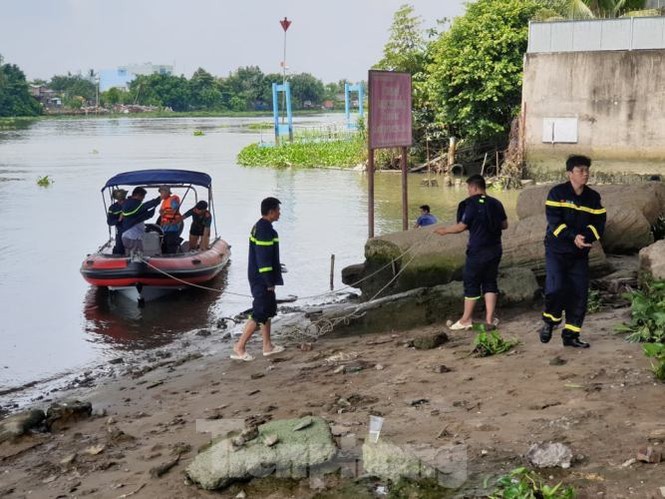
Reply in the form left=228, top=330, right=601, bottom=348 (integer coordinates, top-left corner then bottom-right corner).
left=108, top=209, right=122, bottom=215
left=587, top=224, right=600, bottom=240
left=465, top=296, right=481, bottom=300
left=545, top=200, right=606, bottom=215
left=249, top=236, right=279, bottom=246
left=564, top=324, right=581, bottom=333
left=122, top=204, right=143, bottom=217
left=258, top=266, right=273, bottom=273
left=543, top=312, right=562, bottom=323
left=553, top=224, right=567, bottom=237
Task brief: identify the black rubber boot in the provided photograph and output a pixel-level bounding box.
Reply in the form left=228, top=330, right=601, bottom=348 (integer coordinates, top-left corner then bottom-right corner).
left=562, top=332, right=590, bottom=348
left=539, top=323, right=554, bottom=344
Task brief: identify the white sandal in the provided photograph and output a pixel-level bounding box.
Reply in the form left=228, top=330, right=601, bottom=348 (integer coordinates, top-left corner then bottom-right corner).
left=449, top=320, right=473, bottom=331
left=263, top=345, right=285, bottom=357
left=230, top=352, right=254, bottom=362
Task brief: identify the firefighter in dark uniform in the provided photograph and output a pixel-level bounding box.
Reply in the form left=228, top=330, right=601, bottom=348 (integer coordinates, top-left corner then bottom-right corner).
left=540, top=155, right=607, bottom=348
left=231, top=197, right=286, bottom=361
left=107, top=189, right=127, bottom=255
left=435, top=174, right=508, bottom=330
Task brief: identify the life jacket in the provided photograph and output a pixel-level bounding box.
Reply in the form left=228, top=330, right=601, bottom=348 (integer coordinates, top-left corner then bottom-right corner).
left=160, top=194, right=182, bottom=226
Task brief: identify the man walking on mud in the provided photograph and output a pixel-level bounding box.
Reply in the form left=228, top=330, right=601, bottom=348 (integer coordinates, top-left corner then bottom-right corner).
left=231, top=197, right=286, bottom=361
left=435, top=174, right=508, bottom=330
left=540, top=155, right=606, bottom=348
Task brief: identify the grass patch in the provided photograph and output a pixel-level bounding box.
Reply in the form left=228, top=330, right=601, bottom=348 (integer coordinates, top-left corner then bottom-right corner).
left=472, top=325, right=519, bottom=357
left=487, top=467, right=575, bottom=498
left=643, top=343, right=665, bottom=382
left=193, top=130, right=204, bottom=136
left=237, top=136, right=364, bottom=168
left=246, top=122, right=274, bottom=130
left=587, top=289, right=603, bottom=314
left=36, top=175, right=54, bottom=187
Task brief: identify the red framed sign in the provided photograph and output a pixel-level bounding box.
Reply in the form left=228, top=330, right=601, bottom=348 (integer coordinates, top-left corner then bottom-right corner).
left=368, top=70, right=412, bottom=149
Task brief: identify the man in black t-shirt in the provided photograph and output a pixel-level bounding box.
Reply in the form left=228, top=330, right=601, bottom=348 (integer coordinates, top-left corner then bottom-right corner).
left=435, top=175, right=508, bottom=330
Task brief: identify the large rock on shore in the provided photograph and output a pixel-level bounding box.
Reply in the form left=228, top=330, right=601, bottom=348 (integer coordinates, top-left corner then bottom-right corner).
left=516, top=182, right=664, bottom=254
left=516, top=182, right=665, bottom=224
left=0, top=410, right=45, bottom=443
left=639, top=240, right=665, bottom=281
left=363, top=440, right=467, bottom=488
left=343, top=216, right=607, bottom=298
left=186, top=417, right=337, bottom=490
left=292, top=268, right=538, bottom=337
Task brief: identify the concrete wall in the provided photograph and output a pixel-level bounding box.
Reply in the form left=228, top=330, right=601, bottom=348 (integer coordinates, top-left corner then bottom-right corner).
left=522, top=50, right=665, bottom=174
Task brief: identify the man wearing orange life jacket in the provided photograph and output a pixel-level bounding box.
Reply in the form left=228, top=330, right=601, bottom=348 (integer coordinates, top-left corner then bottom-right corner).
left=158, top=185, right=183, bottom=254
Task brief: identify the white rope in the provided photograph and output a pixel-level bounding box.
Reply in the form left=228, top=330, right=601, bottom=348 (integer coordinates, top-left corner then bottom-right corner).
left=138, top=234, right=428, bottom=302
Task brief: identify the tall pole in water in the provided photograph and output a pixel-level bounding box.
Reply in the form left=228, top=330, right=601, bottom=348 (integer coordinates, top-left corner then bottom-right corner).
left=279, top=17, right=291, bottom=125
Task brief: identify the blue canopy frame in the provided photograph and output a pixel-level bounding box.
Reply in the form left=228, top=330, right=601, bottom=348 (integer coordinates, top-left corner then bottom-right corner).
left=101, top=169, right=218, bottom=242
left=103, top=169, right=212, bottom=190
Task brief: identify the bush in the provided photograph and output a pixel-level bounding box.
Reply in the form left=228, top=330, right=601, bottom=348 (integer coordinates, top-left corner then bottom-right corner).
left=488, top=467, right=575, bottom=498
left=237, top=137, right=364, bottom=168
left=615, top=281, right=665, bottom=343
left=472, top=325, right=519, bottom=357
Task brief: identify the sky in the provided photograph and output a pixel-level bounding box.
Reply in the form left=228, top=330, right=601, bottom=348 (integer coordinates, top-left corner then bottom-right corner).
left=0, top=0, right=466, bottom=83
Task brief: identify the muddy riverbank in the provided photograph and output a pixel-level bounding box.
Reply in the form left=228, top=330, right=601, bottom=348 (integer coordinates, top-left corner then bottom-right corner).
left=2, top=297, right=665, bottom=498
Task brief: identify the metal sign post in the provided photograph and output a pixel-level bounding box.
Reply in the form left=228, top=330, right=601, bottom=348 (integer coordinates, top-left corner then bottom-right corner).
left=367, top=70, right=413, bottom=238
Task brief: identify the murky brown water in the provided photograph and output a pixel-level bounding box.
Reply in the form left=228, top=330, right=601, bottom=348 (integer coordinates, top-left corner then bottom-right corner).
left=0, top=115, right=518, bottom=390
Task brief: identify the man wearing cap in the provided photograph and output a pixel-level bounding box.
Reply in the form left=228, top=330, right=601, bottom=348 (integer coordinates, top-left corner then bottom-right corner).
left=158, top=186, right=182, bottom=254
left=182, top=200, right=212, bottom=251
left=540, top=155, right=607, bottom=348
left=107, top=189, right=127, bottom=255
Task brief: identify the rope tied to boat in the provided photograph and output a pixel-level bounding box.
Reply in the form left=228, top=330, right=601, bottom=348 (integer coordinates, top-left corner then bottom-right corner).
left=139, top=231, right=435, bottom=339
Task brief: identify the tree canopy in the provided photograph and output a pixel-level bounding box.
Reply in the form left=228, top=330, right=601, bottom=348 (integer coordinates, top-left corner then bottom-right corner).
left=375, top=4, right=427, bottom=75
left=0, top=55, right=41, bottom=117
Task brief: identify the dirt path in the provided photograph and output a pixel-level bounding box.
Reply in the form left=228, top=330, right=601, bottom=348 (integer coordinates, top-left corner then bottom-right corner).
left=1, top=306, right=664, bottom=498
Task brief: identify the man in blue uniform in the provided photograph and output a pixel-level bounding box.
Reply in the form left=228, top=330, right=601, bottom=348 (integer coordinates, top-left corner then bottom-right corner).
left=435, top=175, right=508, bottom=330
left=540, top=155, right=606, bottom=348
left=120, top=187, right=161, bottom=254
left=415, top=205, right=437, bottom=228
left=107, top=189, right=127, bottom=255
left=232, top=197, right=285, bottom=361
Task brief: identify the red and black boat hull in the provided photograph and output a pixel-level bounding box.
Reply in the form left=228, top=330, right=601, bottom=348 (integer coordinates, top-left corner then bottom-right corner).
left=80, top=239, right=231, bottom=288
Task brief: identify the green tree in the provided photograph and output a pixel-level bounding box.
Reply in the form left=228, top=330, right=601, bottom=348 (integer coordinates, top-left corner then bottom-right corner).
left=425, top=0, right=544, bottom=143
left=129, top=74, right=191, bottom=111
left=49, top=74, right=96, bottom=103
left=288, top=73, right=325, bottom=109
left=101, top=87, right=129, bottom=106
left=0, top=55, right=42, bottom=117
left=189, top=67, right=222, bottom=110
left=222, top=66, right=265, bottom=110
left=544, top=0, right=648, bottom=18
left=375, top=4, right=427, bottom=75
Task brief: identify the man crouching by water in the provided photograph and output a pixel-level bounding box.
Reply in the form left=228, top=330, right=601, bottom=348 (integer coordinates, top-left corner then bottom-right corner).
left=434, top=175, right=508, bottom=330
left=231, top=197, right=286, bottom=362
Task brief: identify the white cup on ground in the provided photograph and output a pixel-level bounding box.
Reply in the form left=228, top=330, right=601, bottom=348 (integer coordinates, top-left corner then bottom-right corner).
left=368, top=415, right=384, bottom=443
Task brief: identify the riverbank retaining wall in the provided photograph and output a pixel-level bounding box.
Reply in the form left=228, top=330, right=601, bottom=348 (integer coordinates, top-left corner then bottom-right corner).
left=522, top=48, right=665, bottom=175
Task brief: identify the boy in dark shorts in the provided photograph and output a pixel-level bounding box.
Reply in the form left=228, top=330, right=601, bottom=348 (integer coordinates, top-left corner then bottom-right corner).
left=231, top=197, right=285, bottom=361
left=435, top=175, right=508, bottom=330
left=182, top=200, right=212, bottom=251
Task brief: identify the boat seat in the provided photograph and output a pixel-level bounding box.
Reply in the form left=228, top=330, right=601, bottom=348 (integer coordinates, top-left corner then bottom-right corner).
left=142, top=232, right=162, bottom=256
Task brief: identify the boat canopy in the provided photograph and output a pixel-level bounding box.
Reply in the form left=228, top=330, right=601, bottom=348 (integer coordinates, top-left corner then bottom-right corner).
left=102, top=169, right=212, bottom=190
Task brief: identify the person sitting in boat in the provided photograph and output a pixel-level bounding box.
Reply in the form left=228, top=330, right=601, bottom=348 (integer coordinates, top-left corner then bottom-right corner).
left=120, top=187, right=161, bottom=255
left=157, top=186, right=183, bottom=254
left=182, top=200, right=212, bottom=251
left=107, top=189, right=127, bottom=255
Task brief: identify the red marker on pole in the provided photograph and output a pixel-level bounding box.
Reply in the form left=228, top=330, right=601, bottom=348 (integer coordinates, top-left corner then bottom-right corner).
left=279, top=17, right=292, bottom=129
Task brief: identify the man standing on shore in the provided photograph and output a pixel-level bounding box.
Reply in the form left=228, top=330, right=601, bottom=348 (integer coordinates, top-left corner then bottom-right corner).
left=540, top=155, right=606, bottom=348
left=435, top=175, right=508, bottom=330
left=232, top=197, right=286, bottom=361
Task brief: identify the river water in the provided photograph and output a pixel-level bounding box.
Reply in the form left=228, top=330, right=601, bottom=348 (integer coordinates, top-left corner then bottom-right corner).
left=0, top=115, right=518, bottom=392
